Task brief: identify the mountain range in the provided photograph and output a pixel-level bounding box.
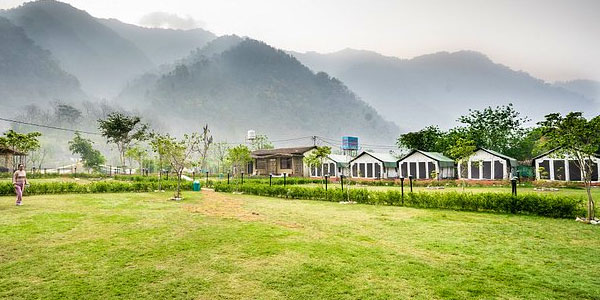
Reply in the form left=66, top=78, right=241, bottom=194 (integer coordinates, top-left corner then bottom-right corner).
left=0, top=0, right=598, bottom=145
left=117, top=36, right=399, bottom=142
left=0, top=16, right=85, bottom=111
left=291, top=49, right=599, bottom=130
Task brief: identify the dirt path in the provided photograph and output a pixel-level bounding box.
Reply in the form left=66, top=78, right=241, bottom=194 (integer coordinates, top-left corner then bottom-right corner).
left=185, top=189, right=263, bottom=221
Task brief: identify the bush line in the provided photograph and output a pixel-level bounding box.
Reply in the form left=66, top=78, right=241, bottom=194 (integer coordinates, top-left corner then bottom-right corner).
left=0, top=181, right=192, bottom=195
left=213, top=183, right=585, bottom=218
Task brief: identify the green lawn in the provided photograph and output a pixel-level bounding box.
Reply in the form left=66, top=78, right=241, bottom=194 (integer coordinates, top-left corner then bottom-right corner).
left=1, top=191, right=599, bottom=299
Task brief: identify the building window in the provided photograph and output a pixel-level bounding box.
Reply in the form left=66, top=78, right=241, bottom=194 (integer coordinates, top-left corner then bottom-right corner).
left=280, top=158, right=292, bottom=169
left=257, top=159, right=266, bottom=170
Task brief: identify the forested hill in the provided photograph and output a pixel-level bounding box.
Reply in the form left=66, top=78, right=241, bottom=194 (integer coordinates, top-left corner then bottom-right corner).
left=0, top=17, right=85, bottom=110
left=0, top=0, right=153, bottom=98
left=118, top=37, right=399, bottom=143
left=292, top=49, right=597, bottom=130
left=99, top=18, right=216, bottom=67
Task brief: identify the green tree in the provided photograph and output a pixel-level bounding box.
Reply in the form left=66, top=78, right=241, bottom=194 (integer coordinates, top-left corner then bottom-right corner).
left=0, top=130, right=42, bottom=169
left=55, top=104, right=82, bottom=124
left=211, top=142, right=230, bottom=173
left=305, top=146, right=332, bottom=184
left=397, top=126, right=446, bottom=152
left=150, top=133, right=170, bottom=191
left=226, top=145, right=251, bottom=175
left=98, top=113, right=148, bottom=167
left=458, top=103, right=529, bottom=157
left=153, top=133, right=201, bottom=199
left=68, top=132, right=105, bottom=172
left=250, top=134, right=274, bottom=150
left=447, top=138, right=477, bottom=189
left=125, top=145, right=148, bottom=174
left=538, top=112, right=600, bottom=222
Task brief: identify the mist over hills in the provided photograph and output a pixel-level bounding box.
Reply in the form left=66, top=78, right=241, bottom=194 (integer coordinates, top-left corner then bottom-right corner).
left=99, top=18, right=216, bottom=67
left=553, top=79, right=600, bottom=103
left=118, top=37, right=399, bottom=143
left=291, top=49, right=598, bottom=130
left=0, top=0, right=152, bottom=98
left=0, top=16, right=85, bottom=111
left=1, top=0, right=598, bottom=147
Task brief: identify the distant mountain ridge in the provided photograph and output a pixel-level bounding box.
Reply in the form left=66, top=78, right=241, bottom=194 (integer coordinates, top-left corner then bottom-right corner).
left=0, top=0, right=154, bottom=98
left=1, top=0, right=598, bottom=143
left=99, top=18, right=216, bottom=67
left=0, top=16, right=85, bottom=110
left=291, top=49, right=598, bottom=130
left=118, top=37, right=399, bottom=143
left=553, top=79, right=600, bottom=103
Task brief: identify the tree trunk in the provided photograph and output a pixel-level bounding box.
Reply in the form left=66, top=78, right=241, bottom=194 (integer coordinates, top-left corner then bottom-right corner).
left=176, top=170, right=182, bottom=199
left=586, top=182, right=595, bottom=221
left=158, top=156, right=162, bottom=191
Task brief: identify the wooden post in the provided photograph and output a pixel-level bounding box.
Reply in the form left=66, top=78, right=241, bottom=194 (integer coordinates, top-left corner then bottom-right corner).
left=400, top=177, right=405, bottom=205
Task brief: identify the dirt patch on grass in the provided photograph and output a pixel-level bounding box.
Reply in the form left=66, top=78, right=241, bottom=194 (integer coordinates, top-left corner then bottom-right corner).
left=186, top=191, right=306, bottom=230
left=186, top=190, right=263, bottom=222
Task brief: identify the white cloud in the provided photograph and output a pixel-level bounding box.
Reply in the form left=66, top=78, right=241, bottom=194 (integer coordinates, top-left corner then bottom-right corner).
left=138, top=12, right=205, bottom=30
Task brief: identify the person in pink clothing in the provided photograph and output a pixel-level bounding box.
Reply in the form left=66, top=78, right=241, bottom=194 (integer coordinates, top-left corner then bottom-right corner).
left=13, top=164, right=28, bottom=206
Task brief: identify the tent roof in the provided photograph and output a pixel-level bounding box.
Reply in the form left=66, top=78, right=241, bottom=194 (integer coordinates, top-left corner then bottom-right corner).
left=398, top=150, right=455, bottom=167
left=350, top=151, right=398, bottom=168
left=328, top=154, right=352, bottom=164
left=477, top=148, right=518, bottom=167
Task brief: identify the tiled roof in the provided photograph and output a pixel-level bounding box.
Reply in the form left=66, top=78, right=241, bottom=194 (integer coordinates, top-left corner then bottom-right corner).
left=0, top=146, right=25, bottom=155
left=252, top=146, right=316, bottom=157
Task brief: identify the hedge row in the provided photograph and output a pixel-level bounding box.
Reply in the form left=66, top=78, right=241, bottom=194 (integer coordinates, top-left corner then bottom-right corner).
left=0, top=181, right=192, bottom=196
left=213, top=183, right=585, bottom=218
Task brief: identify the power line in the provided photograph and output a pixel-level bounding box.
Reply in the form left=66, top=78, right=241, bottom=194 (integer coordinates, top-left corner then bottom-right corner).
left=0, top=118, right=398, bottom=149
left=315, top=135, right=398, bottom=149
left=0, top=117, right=101, bottom=136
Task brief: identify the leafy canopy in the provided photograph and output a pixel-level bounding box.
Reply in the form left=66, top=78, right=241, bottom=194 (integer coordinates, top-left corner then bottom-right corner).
left=226, top=145, right=251, bottom=175
left=250, top=135, right=274, bottom=151
left=68, top=132, right=105, bottom=171
left=537, top=112, right=600, bottom=221
left=98, top=112, right=148, bottom=165
left=304, top=146, right=332, bottom=169
left=0, top=130, right=42, bottom=153
left=458, top=103, right=529, bottom=157
left=397, top=126, right=445, bottom=153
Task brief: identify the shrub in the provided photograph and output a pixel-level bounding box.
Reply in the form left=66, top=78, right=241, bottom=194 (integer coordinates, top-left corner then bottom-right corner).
left=0, top=180, right=193, bottom=196
left=213, top=183, right=585, bottom=218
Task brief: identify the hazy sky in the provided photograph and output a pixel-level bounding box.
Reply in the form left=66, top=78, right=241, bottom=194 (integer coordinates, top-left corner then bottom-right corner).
left=2, top=0, right=599, bottom=82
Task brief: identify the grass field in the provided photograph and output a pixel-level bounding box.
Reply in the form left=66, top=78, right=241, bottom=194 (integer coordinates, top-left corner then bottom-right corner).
left=1, top=190, right=599, bottom=299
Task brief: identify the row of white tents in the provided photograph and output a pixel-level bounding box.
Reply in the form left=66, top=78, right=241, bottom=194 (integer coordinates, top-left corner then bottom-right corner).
left=310, top=148, right=600, bottom=182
